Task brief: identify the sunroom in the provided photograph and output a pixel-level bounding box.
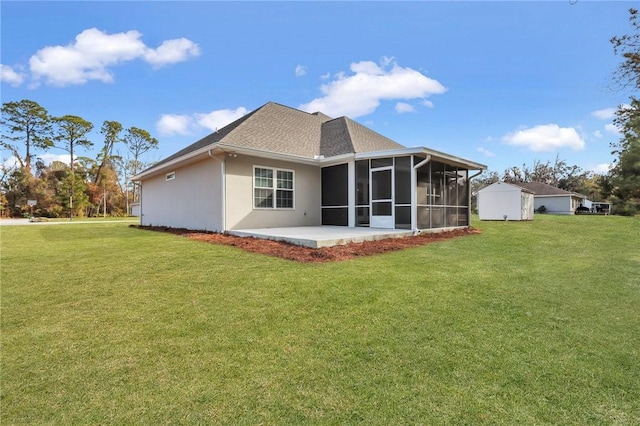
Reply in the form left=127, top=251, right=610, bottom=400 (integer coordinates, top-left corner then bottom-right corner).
left=319, top=148, right=486, bottom=232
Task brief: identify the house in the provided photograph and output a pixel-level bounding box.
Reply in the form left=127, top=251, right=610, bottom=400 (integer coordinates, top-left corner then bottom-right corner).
left=512, top=182, right=587, bottom=215
left=133, top=102, right=486, bottom=234
left=477, top=181, right=534, bottom=221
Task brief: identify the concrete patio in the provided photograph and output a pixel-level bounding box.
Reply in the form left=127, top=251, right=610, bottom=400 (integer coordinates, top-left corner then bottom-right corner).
left=227, top=226, right=414, bottom=248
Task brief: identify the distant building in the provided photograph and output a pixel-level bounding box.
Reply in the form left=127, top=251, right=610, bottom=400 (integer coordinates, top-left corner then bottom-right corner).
left=512, top=182, right=587, bottom=215
left=477, top=181, right=535, bottom=221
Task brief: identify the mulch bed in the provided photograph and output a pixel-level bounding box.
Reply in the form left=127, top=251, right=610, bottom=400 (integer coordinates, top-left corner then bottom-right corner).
left=132, top=225, right=481, bottom=263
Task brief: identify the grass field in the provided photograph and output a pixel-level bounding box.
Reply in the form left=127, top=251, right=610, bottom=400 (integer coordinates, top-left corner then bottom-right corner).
left=1, top=215, right=639, bottom=424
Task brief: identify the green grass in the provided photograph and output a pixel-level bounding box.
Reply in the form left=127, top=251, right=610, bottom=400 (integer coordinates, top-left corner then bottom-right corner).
left=1, top=215, right=639, bottom=424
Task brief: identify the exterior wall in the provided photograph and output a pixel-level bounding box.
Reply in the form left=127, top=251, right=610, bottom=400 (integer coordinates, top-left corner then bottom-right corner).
left=224, top=154, right=321, bottom=229
left=478, top=183, right=524, bottom=220
left=534, top=196, right=572, bottom=215
left=140, top=158, right=223, bottom=231
left=521, top=192, right=535, bottom=220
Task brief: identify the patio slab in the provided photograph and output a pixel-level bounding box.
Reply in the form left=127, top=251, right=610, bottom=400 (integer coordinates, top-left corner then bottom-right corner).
left=227, top=226, right=414, bottom=248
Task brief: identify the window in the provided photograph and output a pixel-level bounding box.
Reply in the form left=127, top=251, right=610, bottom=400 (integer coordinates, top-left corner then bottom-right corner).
left=166, top=172, right=176, bottom=181
left=253, top=166, right=294, bottom=209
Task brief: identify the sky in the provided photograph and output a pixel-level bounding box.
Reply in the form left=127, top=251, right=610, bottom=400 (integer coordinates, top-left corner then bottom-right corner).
left=1, top=1, right=635, bottom=175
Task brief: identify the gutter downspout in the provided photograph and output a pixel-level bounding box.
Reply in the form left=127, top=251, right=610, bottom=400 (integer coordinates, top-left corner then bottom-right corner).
left=411, top=155, right=431, bottom=233
left=208, top=149, right=226, bottom=232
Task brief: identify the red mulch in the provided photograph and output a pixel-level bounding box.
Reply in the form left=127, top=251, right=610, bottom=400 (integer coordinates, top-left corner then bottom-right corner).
left=132, top=225, right=481, bottom=263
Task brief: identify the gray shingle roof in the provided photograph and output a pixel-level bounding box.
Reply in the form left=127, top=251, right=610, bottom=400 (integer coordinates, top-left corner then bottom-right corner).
left=150, top=102, right=407, bottom=170
left=514, top=182, right=586, bottom=198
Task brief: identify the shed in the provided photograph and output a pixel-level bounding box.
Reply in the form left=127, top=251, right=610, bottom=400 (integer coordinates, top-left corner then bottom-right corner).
left=477, top=181, right=534, bottom=221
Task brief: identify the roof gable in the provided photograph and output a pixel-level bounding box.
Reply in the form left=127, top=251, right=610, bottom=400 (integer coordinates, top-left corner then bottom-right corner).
left=150, top=102, right=408, bottom=169
left=479, top=181, right=535, bottom=194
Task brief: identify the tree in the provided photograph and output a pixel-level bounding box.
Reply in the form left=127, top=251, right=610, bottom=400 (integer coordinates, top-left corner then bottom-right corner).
left=123, top=127, right=158, bottom=202
left=611, top=8, right=640, bottom=92
left=52, top=115, right=93, bottom=218
left=609, top=8, right=640, bottom=215
left=0, top=99, right=53, bottom=173
left=95, top=120, right=123, bottom=186
left=609, top=100, right=640, bottom=214
left=52, top=115, right=94, bottom=174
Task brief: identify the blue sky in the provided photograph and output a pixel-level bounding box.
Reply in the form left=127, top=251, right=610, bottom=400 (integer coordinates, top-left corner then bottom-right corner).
left=1, top=1, right=634, bottom=175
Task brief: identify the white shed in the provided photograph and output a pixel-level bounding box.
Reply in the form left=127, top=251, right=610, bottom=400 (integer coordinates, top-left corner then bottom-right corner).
left=477, top=181, right=534, bottom=221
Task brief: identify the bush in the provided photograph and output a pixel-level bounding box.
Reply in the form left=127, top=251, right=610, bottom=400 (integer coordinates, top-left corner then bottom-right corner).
left=536, top=205, right=547, bottom=213
left=611, top=197, right=639, bottom=216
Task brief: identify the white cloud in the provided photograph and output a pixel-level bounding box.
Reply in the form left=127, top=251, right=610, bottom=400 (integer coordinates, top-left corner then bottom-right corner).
left=157, top=107, right=247, bottom=136
left=195, top=107, right=248, bottom=131
left=591, top=107, right=617, bottom=120
left=299, top=58, right=446, bottom=118
left=605, top=123, right=621, bottom=134
left=502, top=124, right=585, bottom=152
left=1, top=64, right=25, bottom=86
left=157, top=114, right=195, bottom=136
left=592, top=163, right=610, bottom=174
left=295, top=65, right=307, bottom=77
left=39, top=153, right=71, bottom=165
left=395, top=102, right=415, bottom=113
left=143, top=38, right=200, bottom=68
left=320, top=72, right=330, bottom=79
left=593, top=130, right=603, bottom=138
left=28, top=28, right=199, bottom=86
left=2, top=156, right=20, bottom=169
left=477, top=147, right=496, bottom=157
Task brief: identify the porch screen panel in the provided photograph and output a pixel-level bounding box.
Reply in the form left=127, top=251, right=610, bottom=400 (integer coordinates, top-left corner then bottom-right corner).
left=355, top=160, right=369, bottom=205
left=457, top=169, right=469, bottom=206
left=356, top=207, right=370, bottom=226
left=417, top=206, right=430, bottom=229
left=371, top=157, right=393, bottom=168
left=394, top=156, right=411, bottom=205
left=395, top=206, right=411, bottom=229
left=416, top=160, right=472, bottom=230
left=457, top=207, right=469, bottom=226
left=355, top=160, right=370, bottom=227
left=322, top=164, right=348, bottom=226
left=322, top=208, right=348, bottom=226
left=430, top=162, right=445, bottom=206
left=321, top=164, right=348, bottom=206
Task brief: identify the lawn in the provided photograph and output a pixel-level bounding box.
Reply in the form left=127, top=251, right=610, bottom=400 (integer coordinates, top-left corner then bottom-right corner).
left=1, top=215, right=639, bottom=424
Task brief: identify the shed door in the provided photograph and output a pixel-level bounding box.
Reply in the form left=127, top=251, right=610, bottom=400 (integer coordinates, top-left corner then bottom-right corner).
left=370, top=167, right=394, bottom=228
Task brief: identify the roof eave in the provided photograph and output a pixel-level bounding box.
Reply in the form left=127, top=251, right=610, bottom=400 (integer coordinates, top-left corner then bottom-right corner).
left=354, top=147, right=487, bottom=170
left=216, top=144, right=320, bottom=165
left=132, top=144, right=218, bottom=181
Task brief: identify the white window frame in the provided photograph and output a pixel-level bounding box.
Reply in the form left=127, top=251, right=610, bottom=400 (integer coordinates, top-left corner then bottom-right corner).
left=166, top=171, right=176, bottom=181
left=253, top=165, right=295, bottom=210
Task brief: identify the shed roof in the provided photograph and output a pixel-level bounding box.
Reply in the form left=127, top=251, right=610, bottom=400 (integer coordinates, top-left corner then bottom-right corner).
left=513, top=182, right=587, bottom=198
left=478, top=181, right=535, bottom=194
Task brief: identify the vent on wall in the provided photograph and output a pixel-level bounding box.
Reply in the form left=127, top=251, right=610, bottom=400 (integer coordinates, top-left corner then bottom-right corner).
left=166, top=172, right=176, bottom=181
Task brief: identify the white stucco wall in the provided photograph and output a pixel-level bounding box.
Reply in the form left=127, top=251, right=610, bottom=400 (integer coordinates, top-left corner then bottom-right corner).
left=224, top=154, right=321, bottom=229
left=534, top=196, right=572, bottom=215
left=140, top=158, right=223, bottom=231
left=478, top=182, right=525, bottom=221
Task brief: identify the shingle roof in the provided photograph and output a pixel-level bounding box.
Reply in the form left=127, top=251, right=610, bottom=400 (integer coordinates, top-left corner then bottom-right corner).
left=150, top=102, right=407, bottom=170
left=514, top=182, right=586, bottom=198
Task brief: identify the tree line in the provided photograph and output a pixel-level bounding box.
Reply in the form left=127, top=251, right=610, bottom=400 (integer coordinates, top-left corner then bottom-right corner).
left=0, top=99, right=158, bottom=218
left=473, top=8, right=640, bottom=216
